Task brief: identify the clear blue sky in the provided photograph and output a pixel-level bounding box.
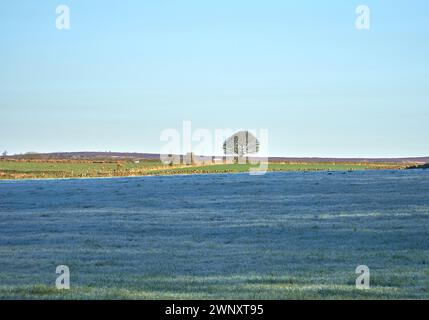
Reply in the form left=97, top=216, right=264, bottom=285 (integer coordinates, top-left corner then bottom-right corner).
left=1, top=0, right=428, bottom=157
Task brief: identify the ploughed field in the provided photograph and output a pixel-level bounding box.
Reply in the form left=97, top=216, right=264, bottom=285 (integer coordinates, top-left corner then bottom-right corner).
left=0, top=170, right=428, bottom=299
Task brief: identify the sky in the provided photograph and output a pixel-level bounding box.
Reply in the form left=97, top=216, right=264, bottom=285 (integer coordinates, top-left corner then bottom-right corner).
left=0, top=0, right=428, bottom=157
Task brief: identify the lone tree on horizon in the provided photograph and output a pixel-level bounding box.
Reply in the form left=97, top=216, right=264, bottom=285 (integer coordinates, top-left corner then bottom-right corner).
left=223, top=131, right=259, bottom=163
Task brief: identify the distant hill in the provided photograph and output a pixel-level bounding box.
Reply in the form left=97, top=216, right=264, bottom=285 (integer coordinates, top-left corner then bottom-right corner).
left=3, top=152, right=429, bottom=164
left=268, top=156, right=429, bottom=164
left=5, top=152, right=160, bottom=161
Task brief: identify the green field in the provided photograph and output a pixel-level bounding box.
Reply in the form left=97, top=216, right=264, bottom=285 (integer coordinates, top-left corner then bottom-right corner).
left=0, top=160, right=406, bottom=180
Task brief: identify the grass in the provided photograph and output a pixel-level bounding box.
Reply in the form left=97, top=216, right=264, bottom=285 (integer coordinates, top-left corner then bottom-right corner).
left=0, top=170, right=428, bottom=299
left=0, top=275, right=417, bottom=299
left=0, top=160, right=406, bottom=180
left=151, top=162, right=403, bottom=175
left=0, top=160, right=163, bottom=179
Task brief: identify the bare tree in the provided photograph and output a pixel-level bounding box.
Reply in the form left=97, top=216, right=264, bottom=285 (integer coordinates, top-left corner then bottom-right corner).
left=1, top=151, right=7, bottom=157
left=223, top=131, right=259, bottom=163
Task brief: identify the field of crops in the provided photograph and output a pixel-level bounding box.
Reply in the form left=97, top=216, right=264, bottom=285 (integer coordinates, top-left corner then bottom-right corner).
left=0, top=160, right=407, bottom=180
left=0, top=160, right=164, bottom=179
left=149, top=162, right=405, bottom=175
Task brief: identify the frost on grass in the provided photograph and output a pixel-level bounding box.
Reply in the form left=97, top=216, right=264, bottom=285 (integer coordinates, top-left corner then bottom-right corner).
left=0, top=170, right=428, bottom=299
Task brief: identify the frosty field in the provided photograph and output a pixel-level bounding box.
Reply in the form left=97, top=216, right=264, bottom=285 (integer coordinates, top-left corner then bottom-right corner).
left=0, top=170, right=428, bottom=299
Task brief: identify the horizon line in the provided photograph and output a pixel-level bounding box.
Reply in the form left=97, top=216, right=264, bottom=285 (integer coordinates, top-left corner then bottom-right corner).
left=4, top=151, right=429, bottom=161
